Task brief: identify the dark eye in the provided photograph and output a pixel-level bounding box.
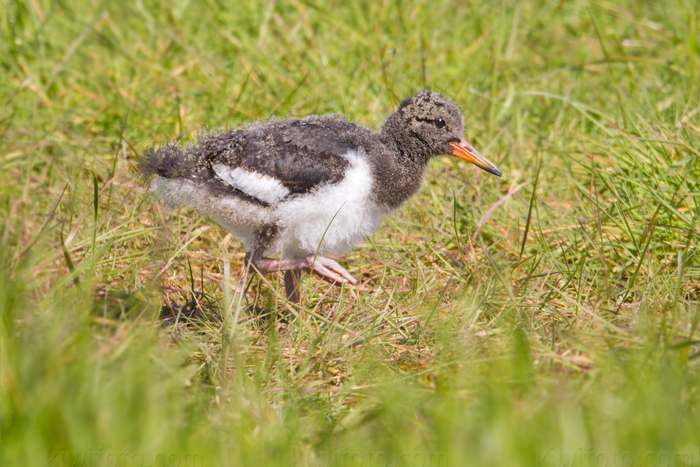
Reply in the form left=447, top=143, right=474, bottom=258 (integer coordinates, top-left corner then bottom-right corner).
left=434, top=118, right=446, bottom=129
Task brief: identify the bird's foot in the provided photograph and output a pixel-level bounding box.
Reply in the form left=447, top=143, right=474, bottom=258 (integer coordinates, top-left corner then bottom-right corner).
left=246, top=254, right=358, bottom=287
left=304, top=255, right=358, bottom=286
left=244, top=253, right=357, bottom=304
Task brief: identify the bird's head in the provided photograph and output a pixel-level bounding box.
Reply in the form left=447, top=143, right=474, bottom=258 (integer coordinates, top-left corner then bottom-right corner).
left=381, top=90, right=502, bottom=177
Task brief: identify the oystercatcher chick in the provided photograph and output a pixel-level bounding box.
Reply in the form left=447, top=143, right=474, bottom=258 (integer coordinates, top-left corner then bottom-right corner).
left=140, top=91, right=502, bottom=302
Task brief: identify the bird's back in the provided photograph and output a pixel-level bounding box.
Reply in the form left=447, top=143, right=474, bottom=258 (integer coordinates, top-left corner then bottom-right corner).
left=140, top=115, right=387, bottom=256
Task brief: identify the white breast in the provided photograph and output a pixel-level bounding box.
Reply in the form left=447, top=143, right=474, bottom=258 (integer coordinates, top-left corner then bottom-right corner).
left=270, top=149, right=388, bottom=257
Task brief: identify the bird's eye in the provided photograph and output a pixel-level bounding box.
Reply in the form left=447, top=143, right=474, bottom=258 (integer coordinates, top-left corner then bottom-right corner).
left=434, top=118, right=446, bottom=129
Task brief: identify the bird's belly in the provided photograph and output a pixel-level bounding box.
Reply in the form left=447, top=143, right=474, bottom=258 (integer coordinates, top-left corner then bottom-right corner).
left=270, top=151, right=388, bottom=257
left=152, top=177, right=275, bottom=250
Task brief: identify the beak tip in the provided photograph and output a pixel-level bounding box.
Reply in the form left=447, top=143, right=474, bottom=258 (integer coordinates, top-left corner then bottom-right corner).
left=449, top=140, right=503, bottom=178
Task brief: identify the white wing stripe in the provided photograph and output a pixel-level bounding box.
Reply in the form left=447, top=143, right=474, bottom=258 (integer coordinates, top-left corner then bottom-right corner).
left=212, top=163, right=290, bottom=204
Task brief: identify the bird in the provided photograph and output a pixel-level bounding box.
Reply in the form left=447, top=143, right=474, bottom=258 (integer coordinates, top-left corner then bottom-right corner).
left=139, top=90, right=502, bottom=303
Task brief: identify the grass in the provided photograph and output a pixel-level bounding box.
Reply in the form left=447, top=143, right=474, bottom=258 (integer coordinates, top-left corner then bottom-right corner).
left=1, top=0, right=700, bottom=465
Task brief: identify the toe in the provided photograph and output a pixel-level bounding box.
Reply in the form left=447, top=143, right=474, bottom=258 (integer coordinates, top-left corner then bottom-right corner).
left=317, top=257, right=358, bottom=285
left=312, top=263, right=349, bottom=284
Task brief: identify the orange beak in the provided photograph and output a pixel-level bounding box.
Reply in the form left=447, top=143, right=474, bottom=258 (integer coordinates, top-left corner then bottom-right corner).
left=449, top=139, right=503, bottom=177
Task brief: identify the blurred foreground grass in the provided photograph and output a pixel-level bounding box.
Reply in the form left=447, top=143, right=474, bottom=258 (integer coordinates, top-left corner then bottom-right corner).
left=1, top=0, right=700, bottom=465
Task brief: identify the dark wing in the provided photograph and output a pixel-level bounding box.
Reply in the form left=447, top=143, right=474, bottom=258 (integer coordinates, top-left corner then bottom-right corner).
left=201, top=120, right=354, bottom=199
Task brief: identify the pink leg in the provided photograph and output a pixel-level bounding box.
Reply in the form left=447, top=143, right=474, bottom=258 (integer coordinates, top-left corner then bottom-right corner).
left=247, top=254, right=358, bottom=286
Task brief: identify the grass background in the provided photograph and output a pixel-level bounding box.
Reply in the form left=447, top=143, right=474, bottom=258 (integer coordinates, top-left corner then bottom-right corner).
left=1, top=0, right=700, bottom=465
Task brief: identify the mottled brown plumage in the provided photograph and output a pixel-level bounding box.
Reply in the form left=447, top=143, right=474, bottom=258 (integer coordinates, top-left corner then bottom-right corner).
left=140, top=91, right=502, bottom=302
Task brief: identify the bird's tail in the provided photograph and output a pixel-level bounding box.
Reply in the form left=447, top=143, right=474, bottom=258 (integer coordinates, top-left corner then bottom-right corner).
left=138, top=141, right=195, bottom=183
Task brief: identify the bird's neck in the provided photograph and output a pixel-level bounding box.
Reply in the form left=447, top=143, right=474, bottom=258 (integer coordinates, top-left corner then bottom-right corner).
left=373, top=132, right=431, bottom=210
left=379, top=134, right=418, bottom=163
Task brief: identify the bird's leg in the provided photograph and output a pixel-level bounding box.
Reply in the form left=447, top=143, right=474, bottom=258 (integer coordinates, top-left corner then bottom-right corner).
left=283, top=270, right=302, bottom=303
left=245, top=253, right=358, bottom=288
left=244, top=225, right=357, bottom=303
